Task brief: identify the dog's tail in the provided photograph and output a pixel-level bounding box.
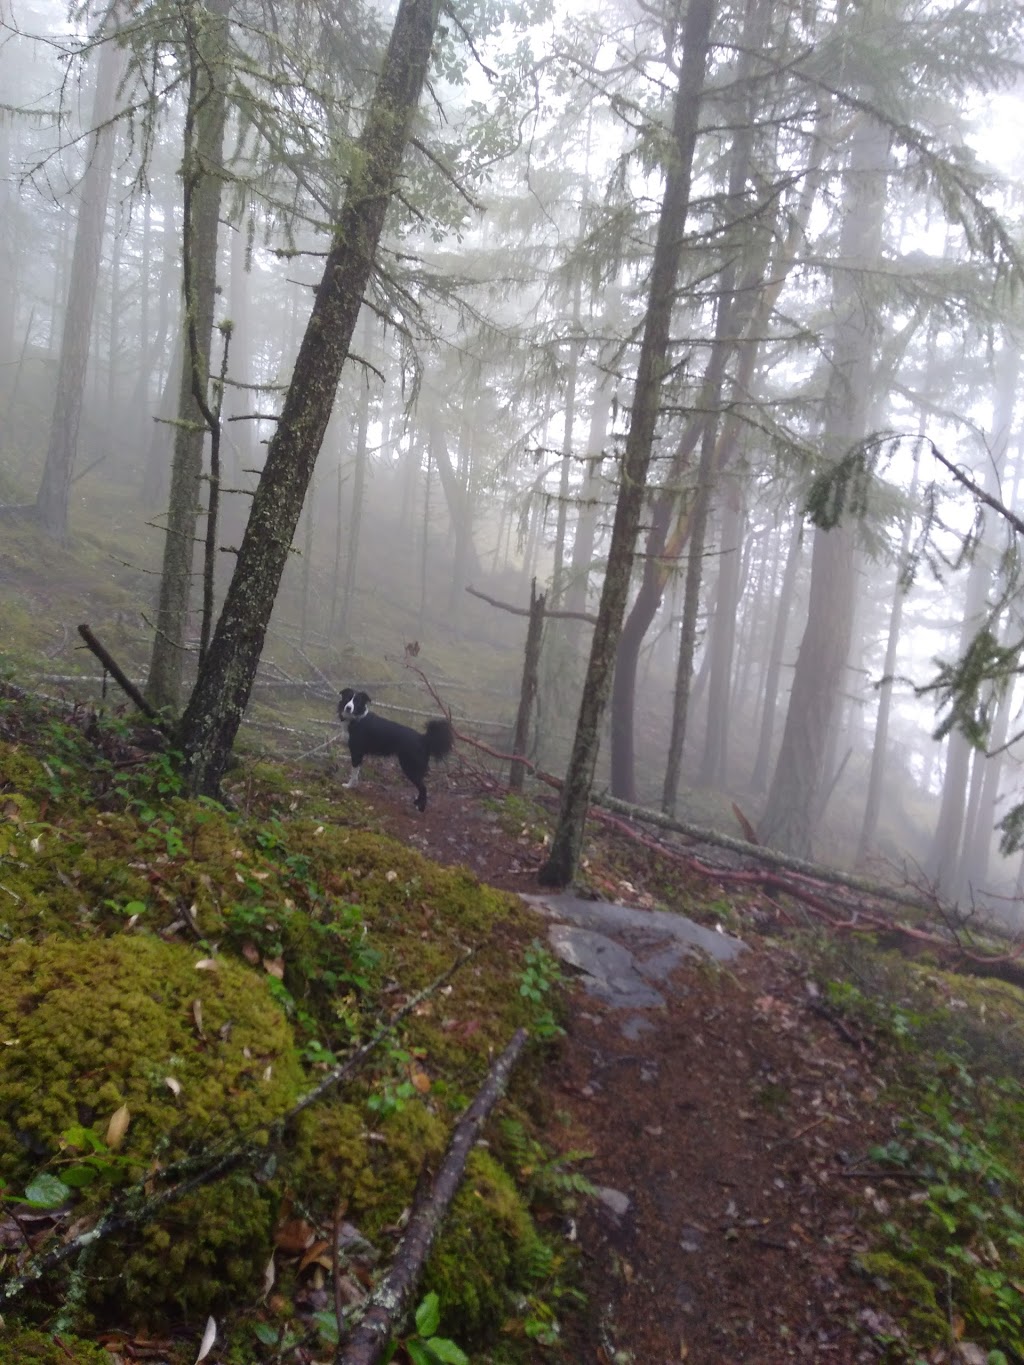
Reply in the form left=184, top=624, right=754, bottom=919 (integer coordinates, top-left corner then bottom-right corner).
left=424, top=718, right=454, bottom=761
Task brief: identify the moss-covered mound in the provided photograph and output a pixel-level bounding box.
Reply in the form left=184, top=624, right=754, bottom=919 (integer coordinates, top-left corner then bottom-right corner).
left=0, top=1327, right=112, bottom=1364
left=0, top=934, right=305, bottom=1321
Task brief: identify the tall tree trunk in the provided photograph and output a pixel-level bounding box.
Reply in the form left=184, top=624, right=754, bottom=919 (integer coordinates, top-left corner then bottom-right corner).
left=750, top=517, right=802, bottom=791
left=224, top=219, right=256, bottom=538
left=0, top=114, right=17, bottom=365
left=564, top=379, right=612, bottom=622
left=698, top=474, right=744, bottom=787
left=927, top=344, right=1018, bottom=896
left=759, top=113, right=889, bottom=857
left=140, top=186, right=181, bottom=504
left=857, top=448, right=921, bottom=863
left=961, top=668, right=1014, bottom=896
left=430, top=410, right=480, bottom=603
left=178, top=0, right=444, bottom=795
left=609, top=0, right=775, bottom=801
left=540, top=0, right=717, bottom=886
left=34, top=16, right=128, bottom=538
left=730, top=523, right=771, bottom=720
left=107, top=220, right=123, bottom=412
left=147, top=0, right=230, bottom=713
left=551, top=280, right=583, bottom=603
left=339, top=315, right=374, bottom=640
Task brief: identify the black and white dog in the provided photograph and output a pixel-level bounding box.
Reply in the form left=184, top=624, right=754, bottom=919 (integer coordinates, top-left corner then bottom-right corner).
left=337, top=688, right=453, bottom=812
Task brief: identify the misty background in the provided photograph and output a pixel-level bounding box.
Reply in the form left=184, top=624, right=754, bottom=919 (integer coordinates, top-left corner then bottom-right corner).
left=2, top=0, right=1024, bottom=915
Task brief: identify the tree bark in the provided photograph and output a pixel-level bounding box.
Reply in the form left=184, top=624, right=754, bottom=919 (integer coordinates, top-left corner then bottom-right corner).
left=147, top=0, right=230, bottom=713
left=178, top=0, right=443, bottom=795
left=540, top=0, right=717, bottom=886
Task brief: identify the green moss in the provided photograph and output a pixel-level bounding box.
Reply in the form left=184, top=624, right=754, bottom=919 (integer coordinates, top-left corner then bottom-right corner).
left=425, top=1149, right=548, bottom=1343
left=856, top=1252, right=949, bottom=1346
left=0, top=935, right=304, bottom=1321
left=0, top=739, right=49, bottom=798
left=0, top=718, right=562, bottom=1345
left=295, top=1095, right=449, bottom=1229
left=0, top=1326, right=112, bottom=1364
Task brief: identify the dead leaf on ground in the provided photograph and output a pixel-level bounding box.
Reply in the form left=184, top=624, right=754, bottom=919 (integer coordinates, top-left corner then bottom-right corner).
left=194, top=1315, right=216, bottom=1364
left=275, top=1217, right=316, bottom=1254
left=299, top=1239, right=333, bottom=1272
left=105, top=1103, right=131, bottom=1150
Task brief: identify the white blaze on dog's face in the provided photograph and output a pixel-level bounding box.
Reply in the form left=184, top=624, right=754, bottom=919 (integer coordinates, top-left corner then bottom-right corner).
left=339, top=688, right=370, bottom=722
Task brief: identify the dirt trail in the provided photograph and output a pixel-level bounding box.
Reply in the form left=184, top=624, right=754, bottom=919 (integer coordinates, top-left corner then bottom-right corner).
left=343, top=774, right=898, bottom=1363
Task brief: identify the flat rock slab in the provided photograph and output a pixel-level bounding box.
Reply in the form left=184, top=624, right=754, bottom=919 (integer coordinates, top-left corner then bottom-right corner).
left=523, top=893, right=746, bottom=1011
left=547, top=924, right=666, bottom=1009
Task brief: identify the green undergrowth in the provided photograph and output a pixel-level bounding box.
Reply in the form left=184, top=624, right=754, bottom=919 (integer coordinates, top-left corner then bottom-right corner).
left=814, top=937, right=1024, bottom=1362
left=0, top=695, right=581, bottom=1360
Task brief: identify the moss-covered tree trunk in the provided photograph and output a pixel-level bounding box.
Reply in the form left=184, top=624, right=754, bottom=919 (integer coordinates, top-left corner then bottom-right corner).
left=539, top=0, right=717, bottom=887
left=177, top=0, right=442, bottom=796
left=147, top=0, right=230, bottom=713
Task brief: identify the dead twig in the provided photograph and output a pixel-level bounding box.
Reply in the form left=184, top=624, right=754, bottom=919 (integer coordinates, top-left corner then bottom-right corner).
left=466, top=583, right=598, bottom=624
left=335, top=1028, right=528, bottom=1365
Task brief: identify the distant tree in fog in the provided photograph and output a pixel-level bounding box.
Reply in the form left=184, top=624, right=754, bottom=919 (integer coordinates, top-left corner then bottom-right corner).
left=541, top=0, right=717, bottom=886
left=34, top=10, right=129, bottom=540
left=758, top=110, right=889, bottom=858
left=927, top=343, right=1021, bottom=894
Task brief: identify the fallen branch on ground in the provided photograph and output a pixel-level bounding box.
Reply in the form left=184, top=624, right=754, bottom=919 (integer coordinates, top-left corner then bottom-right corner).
left=76, top=625, right=169, bottom=733
left=335, top=1027, right=528, bottom=1365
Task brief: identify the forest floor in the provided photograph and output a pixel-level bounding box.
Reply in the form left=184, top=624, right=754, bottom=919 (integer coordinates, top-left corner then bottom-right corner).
left=336, top=763, right=918, bottom=1365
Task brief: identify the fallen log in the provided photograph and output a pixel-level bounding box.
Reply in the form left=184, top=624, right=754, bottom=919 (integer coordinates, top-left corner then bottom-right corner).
left=336, top=1027, right=528, bottom=1365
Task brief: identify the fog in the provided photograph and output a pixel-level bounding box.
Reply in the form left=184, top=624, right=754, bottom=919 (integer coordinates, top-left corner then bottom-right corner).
left=2, top=0, right=1024, bottom=917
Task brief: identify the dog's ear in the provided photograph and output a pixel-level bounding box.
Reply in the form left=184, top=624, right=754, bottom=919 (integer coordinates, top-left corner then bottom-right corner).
left=355, top=691, right=371, bottom=709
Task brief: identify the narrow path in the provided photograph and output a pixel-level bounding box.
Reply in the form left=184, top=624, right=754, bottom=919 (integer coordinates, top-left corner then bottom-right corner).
left=344, top=778, right=897, bottom=1362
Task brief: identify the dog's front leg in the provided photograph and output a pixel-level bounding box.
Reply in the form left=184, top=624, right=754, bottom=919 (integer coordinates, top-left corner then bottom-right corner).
left=344, top=765, right=361, bottom=789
